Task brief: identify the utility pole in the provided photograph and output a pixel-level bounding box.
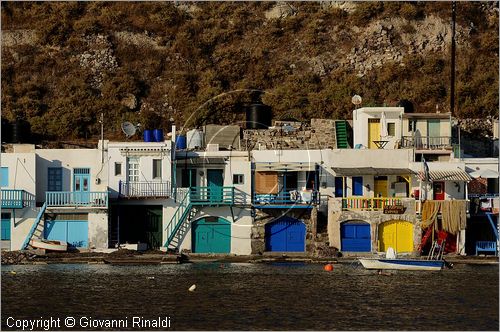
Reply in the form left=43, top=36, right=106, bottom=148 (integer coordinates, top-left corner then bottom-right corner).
left=100, top=112, right=104, bottom=164
left=450, top=1, right=456, bottom=115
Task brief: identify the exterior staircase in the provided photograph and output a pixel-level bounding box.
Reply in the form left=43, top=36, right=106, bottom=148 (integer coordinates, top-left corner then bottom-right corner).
left=163, top=186, right=235, bottom=251
left=164, top=191, right=193, bottom=250
left=21, top=202, right=47, bottom=249
left=335, top=120, right=350, bottom=149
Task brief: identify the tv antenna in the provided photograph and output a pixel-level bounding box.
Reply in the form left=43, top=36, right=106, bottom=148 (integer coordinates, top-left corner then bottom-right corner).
left=121, top=122, right=141, bottom=138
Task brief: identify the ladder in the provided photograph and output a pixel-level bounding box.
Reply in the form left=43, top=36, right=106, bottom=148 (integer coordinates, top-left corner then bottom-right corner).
left=427, top=240, right=446, bottom=261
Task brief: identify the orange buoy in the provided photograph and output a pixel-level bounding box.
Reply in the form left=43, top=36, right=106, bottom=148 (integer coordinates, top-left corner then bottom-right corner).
left=324, top=264, right=334, bottom=271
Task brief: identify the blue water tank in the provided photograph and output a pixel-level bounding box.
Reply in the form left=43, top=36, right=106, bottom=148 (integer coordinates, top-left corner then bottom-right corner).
left=143, top=130, right=153, bottom=142
left=153, top=129, right=164, bottom=142
left=176, top=135, right=187, bottom=149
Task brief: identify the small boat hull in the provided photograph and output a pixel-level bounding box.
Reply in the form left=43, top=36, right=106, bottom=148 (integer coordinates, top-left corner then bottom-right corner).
left=359, top=258, right=444, bottom=271
left=30, top=239, right=68, bottom=252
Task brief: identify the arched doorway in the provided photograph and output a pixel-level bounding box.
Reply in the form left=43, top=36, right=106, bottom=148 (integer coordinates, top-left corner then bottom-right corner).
left=378, top=220, right=414, bottom=252
left=192, top=216, right=231, bottom=253
left=265, top=216, right=306, bottom=252
left=340, top=220, right=371, bottom=252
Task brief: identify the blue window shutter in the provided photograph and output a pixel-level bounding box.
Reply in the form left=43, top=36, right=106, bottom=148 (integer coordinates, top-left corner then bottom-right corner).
left=353, top=177, right=363, bottom=196
left=1, top=167, right=8, bottom=187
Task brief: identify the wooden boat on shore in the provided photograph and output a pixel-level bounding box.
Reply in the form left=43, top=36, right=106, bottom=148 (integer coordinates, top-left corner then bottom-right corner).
left=358, top=242, right=449, bottom=271
left=358, top=258, right=444, bottom=271
left=30, top=239, right=68, bottom=252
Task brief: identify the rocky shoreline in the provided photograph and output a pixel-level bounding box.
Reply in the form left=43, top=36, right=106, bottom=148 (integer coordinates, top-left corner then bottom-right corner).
left=2, top=249, right=498, bottom=266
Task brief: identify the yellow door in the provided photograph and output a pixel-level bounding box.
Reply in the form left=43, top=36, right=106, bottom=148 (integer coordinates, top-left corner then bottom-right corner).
left=378, top=220, right=414, bottom=252
left=374, top=179, right=388, bottom=197
left=368, top=119, right=380, bottom=149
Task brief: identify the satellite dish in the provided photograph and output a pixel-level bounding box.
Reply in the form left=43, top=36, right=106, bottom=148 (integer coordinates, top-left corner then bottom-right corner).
left=121, top=122, right=137, bottom=138
left=352, top=95, right=362, bottom=106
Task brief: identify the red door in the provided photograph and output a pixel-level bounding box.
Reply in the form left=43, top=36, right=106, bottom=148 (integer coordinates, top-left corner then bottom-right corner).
left=433, top=181, right=445, bottom=200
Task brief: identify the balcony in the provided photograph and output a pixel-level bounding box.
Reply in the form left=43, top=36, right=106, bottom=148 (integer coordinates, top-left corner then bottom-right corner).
left=189, top=186, right=234, bottom=206
left=46, top=191, right=108, bottom=208
left=1, top=189, right=34, bottom=209
left=401, top=136, right=452, bottom=150
left=253, top=190, right=320, bottom=209
left=342, top=197, right=403, bottom=211
left=119, top=181, right=171, bottom=199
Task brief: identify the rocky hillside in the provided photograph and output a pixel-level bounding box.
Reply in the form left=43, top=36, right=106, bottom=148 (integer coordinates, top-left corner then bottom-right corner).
left=1, top=1, right=498, bottom=143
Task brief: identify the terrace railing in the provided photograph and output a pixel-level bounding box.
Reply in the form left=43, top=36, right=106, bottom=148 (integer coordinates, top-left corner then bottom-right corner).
left=120, top=181, right=171, bottom=198
left=1, top=189, right=35, bottom=209
left=253, top=190, right=320, bottom=206
left=342, top=197, right=402, bottom=211
left=46, top=191, right=108, bottom=208
left=401, top=136, right=452, bottom=150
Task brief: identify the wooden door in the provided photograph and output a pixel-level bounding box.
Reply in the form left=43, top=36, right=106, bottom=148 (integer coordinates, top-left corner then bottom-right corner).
left=374, top=177, right=388, bottom=197
left=368, top=119, right=381, bottom=149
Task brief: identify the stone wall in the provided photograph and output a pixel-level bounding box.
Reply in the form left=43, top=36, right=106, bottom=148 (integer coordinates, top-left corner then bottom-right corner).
left=327, top=197, right=420, bottom=254
left=242, top=118, right=340, bottom=150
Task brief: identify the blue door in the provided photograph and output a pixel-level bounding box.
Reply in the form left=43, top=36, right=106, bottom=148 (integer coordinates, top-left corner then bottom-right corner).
left=1, top=213, right=11, bottom=240
left=352, top=177, right=363, bottom=196
left=73, top=168, right=90, bottom=204
left=192, top=217, right=231, bottom=253
left=341, top=222, right=371, bottom=252
left=207, top=169, right=223, bottom=203
left=335, top=177, right=344, bottom=197
left=265, top=217, right=306, bottom=252
left=45, top=220, right=88, bottom=248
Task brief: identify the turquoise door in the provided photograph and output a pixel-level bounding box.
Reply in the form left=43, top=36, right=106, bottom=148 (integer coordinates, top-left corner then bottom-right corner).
left=192, top=217, right=231, bottom=253
left=1, top=213, right=11, bottom=240
left=73, top=168, right=90, bottom=204
left=45, top=219, right=88, bottom=248
left=207, top=169, right=223, bottom=203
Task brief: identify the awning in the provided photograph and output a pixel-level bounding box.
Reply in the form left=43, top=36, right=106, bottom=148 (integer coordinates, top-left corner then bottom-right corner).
left=469, top=169, right=499, bottom=179
left=176, top=157, right=226, bottom=165
left=418, top=169, right=472, bottom=182
left=255, top=162, right=317, bottom=172
left=331, top=167, right=414, bottom=176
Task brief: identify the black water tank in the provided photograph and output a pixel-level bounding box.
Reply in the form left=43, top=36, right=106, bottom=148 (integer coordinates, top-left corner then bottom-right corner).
left=397, top=99, right=415, bottom=113
left=245, top=103, right=272, bottom=129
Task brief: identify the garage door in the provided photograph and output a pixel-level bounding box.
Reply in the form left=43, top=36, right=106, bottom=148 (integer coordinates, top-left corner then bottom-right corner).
left=192, top=217, right=231, bottom=253
left=378, top=220, right=413, bottom=253
left=44, top=220, right=88, bottom=248
left=265, top=217, right=305, bottom=252
left=341, top=222, right=371, bottom=252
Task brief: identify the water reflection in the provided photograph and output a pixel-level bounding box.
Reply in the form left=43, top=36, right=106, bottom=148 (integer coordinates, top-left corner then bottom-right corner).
left=2, top=263, right=498, bottom=330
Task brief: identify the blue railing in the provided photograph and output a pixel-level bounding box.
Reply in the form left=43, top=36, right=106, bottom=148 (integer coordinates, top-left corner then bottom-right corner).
left=119, top=181, right=171, bottom=198
left=189, top=186, right=234, bottom=205
left=1, top=189, right=29, bottom=209
left=46, top=191, right=108, bottom=208
left=253, top=190, right=319, bottom=206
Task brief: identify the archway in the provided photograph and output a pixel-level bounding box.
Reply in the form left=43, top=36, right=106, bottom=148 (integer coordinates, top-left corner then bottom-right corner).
left=340, top=220, right=371, bottom=252
left=378, top=220, right=414, bottom=252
